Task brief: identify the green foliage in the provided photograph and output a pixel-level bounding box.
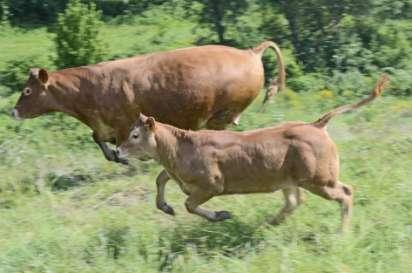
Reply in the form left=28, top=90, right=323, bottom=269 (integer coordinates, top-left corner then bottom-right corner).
left=54, top=0, right=106, bottom=68
left=384, top=68, right=412, bottom=96
left=5, top=0, right=68, bottom=25
left=0, top=56, right=53, bottom=95
left=94, top=0, right=167, bottom=17
left=287, top=73, right=326, bottom=93
left=2, top=0, right=166, bottom=25
left=0, top=0, right=9, bottom=26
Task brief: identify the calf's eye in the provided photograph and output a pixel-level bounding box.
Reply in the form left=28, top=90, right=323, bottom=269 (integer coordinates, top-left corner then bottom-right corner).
left=132, top=133, right=139, bottom=139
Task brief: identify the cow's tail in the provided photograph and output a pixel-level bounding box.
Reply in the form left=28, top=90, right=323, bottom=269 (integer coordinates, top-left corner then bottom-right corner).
left=312, top=74, right=389, bottom=128
left=253, top=41, right=286, bottom=105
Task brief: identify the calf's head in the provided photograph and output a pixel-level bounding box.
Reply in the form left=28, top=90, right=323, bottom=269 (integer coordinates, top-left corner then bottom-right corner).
left=117, top=114, right=158, bottom=161
left=12, top=68, right=54, bottom=120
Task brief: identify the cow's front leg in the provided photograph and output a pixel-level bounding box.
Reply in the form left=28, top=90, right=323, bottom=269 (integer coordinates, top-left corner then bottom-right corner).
left=92, top=133, right=128, bottom=165
left=156, top=170, right=175, bottom=215
left=184, top=189, right=231, bottom=222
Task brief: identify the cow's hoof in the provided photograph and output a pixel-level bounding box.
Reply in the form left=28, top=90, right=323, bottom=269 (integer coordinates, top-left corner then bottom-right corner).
left=104, top=150, right=129, bottom=165
left=162, top=205, right=175, bottom=216
left=215, top=210, right=231, bottom=221
left=158, top=203, right=175, bottom=216
left=115, top=156, right=129, bottom=165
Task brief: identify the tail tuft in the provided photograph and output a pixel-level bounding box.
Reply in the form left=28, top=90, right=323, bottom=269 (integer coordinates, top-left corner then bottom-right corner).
left=372, top=74, right=389, bottom=97
left=253, top=41, right=286, bottom=105
left=313, top=74, right=389, bottom=128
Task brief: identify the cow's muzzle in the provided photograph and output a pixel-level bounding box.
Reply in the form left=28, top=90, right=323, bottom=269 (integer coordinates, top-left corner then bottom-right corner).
left=116, top=147, right=128, bottom=160
left=11, top=109, right=22, bottom=120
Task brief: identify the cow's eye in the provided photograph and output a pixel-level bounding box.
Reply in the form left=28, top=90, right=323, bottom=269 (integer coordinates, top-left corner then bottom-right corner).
left=23, top=88, right=32, bottom=96
left=132, top=133, right=139, bottom=139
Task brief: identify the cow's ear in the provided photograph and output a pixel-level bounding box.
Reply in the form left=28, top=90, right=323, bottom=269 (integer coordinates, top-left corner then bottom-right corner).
left=145, top=116, right=156, bottom=131
left=38, top=68, right=48, bottom=85
left=29, top=68, right=49, bottom=85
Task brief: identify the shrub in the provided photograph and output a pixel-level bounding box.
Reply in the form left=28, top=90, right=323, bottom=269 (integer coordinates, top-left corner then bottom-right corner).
left=287, top=73, right=326, bottom=93
left=384, top=68, right=412, bottom=96
left=54, top=0, right=106, bottom=68
left=0, top=56, right=53, bottom=95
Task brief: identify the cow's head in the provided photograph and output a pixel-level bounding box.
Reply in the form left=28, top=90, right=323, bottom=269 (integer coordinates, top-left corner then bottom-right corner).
left=11, top=68, right=54, bottom=120
left=117, top=113, right=157, bottom=161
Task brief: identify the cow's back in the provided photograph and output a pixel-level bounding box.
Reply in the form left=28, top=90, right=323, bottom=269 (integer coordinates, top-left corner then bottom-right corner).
left=131, top=45, right=264, bottom=130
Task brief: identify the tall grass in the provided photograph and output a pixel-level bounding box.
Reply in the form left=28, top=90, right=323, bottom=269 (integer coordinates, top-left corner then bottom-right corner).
left=0, top=90, right=411, bottom=272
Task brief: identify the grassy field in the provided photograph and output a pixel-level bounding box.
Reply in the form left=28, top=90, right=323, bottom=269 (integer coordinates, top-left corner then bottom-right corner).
left=0, top=90, right=411, bottom=273
left=1, top=13, right=412, bottom=273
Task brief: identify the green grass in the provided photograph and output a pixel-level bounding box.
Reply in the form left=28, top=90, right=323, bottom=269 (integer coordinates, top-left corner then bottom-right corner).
left=0, top=91, right=411, bottom=273
left=0, top=27, right=54, bottom=71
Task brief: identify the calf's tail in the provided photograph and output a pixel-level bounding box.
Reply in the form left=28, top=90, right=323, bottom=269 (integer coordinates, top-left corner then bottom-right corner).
left=312, top=74, right=389, bottom=128
left=253, top=41, right=286, bottom=105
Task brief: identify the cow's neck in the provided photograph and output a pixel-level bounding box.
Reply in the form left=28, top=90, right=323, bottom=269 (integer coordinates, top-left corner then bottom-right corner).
left=48, top=71, right=107, bottom=128
left=154, top=125, right=189, bottom=170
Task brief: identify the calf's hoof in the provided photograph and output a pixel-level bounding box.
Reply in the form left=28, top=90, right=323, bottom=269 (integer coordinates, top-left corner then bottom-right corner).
left=214, top=210, right=232, bottom=221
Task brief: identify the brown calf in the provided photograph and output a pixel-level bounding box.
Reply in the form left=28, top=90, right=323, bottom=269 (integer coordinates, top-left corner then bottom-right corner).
left=118, top=75, right=389, bottom=232
left=11, top=41, right=285, bottom=165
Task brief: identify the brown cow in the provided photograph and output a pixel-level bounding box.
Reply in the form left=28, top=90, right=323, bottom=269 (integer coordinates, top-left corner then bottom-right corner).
left=117, top=75, right=389, bottom=232
left=11, top=41, right=285, bottom=165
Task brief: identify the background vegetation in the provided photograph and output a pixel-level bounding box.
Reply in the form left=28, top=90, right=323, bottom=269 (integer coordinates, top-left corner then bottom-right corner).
left=0, top=0, right=411, bottom=272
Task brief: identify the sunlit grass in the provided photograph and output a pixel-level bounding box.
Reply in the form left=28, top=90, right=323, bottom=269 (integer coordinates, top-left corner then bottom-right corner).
left=0, top=90, right=411, bottom=272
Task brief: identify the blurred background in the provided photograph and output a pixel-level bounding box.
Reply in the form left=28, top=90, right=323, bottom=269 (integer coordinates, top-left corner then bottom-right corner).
left=0, top=1, right=411, bottom=272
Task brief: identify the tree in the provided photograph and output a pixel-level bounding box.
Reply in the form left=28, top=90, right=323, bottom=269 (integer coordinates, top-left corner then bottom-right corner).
left=185, top=0, right=249, bottom=44
left=0, top=0, right=9, bottom=25
left=6, top=0, right=68, bottom=25
left=54, top=0, right=105, bottom=68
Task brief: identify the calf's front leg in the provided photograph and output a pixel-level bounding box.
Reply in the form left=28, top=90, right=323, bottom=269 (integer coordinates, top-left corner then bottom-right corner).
left=92, top=133, right=128, bottom=165
left=155, top=170, right=175, bottom=215
left=184, top=189, right=231, bottom=222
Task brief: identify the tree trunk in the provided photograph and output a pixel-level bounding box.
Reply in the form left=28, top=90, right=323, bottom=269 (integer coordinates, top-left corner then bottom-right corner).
left=210, top=0, right=225, bottom=44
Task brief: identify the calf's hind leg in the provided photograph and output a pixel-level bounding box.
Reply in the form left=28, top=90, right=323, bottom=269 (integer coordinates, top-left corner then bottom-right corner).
left=304, top=181, right=353, bottom=233
left=268, top=186, right=301, bottom=225
left=155, top=170, right=175, bottom=215
left=185, top=189, right=231, bottom=222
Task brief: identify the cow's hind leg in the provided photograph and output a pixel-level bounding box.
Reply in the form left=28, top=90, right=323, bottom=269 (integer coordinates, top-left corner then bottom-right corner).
left=156, top=170, right=174, bottom=215
left=268, top=186, right=301, bottom=225
left=92, top=133, right=128, bottom=165
left=205, top=109, right=241, bottom=130
left=185, top=189, right=231, bottom=222
left=304, top=181, right=353, bottom=233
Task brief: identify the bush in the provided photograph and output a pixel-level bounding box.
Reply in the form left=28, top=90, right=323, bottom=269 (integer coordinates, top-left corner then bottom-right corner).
left=54, top=0, right=106, bottom=68
left=325, top=70, right=377, bottom=103
left=287, top=73, right=326, bottom=93
left=0, top=56, right=53, bottom=95
left=384, top=68, right=412, bottom=96
left=4, top=0, right=68, bottom=25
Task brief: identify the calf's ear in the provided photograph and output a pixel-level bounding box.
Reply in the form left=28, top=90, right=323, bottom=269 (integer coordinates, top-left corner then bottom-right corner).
left=145, top=117, right=156, bottom=131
